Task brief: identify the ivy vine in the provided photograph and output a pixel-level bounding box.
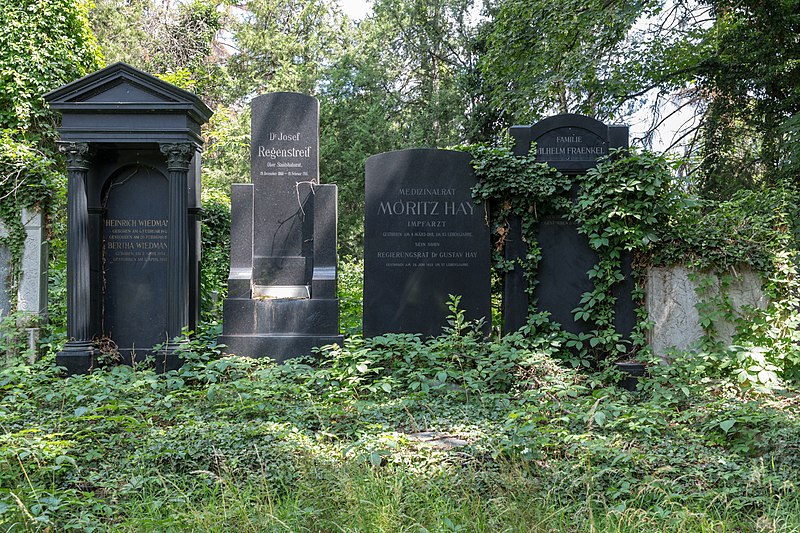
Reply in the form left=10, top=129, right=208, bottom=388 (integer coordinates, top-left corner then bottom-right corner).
left=569, top=148, right=676, bottom=362
left=465, top=141, right=800, bottom=384
left=0, top=0, right=101, bottom=316
left=468, top=143, right=571, bottom=301
left=0, top=133, right=59, bottom=310
left=651, top=187, right=800, bottom=383
left=465, top=143, right=677, bottom=367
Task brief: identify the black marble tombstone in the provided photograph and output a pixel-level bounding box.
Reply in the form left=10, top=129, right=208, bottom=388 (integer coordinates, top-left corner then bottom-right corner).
left=45, top=63, right=212, bottom=374
left=363, top=149, right=491, bottom=337
left=218, top=93, right=343, bottom=361
left=503, top=114, right=635, bottom=338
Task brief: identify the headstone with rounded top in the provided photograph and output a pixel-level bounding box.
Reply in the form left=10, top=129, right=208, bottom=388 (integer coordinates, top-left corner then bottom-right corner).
left=363, top=149, right=491, bottom=337
left=503, top=114, right=634, bottom=340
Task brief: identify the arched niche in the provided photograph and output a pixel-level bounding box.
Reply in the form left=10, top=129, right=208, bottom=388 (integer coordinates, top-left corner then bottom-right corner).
left=100, top=164, right=169, bottom=362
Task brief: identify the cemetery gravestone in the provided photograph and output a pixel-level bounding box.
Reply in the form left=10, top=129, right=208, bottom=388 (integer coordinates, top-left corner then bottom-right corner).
left=1, top=209, right=48, bottom=362
left=363, top=149, right=491, bottom=337
left=504, top=114, right=635, bottom=338
left=0, top=221, right=10, bottom=319
left=17, top=208, right=48, bottom=318
left=45, top=63, right=211, bottom=374
left=1, top=209, right=48, bottom=322
left=219, top=93, right=343, bottom=360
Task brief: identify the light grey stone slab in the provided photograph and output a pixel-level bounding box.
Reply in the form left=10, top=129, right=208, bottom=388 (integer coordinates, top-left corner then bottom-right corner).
left=646, top=266, right=767, bottom=358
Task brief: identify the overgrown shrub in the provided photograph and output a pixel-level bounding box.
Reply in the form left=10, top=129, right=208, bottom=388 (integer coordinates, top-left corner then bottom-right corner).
left=199, top=192, right=231, bottom=321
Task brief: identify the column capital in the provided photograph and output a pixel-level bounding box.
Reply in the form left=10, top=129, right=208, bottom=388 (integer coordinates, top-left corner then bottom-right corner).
left=160, top=143, right=194, bottom=172
left=58, top=142, right=91, bottom=170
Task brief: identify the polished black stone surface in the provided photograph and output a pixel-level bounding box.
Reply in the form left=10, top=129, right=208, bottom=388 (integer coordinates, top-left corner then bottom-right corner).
left=220, top=93, right=343, bottom=360
left=363, top=149, right=491, bottom=337
left=101, top=165, right=170, bottom=361
left=509, top=113, right=623, bottom=174
left=532, top=214, right=635, bottom=338
left=46, top=63, right=210, bottom=374
left=251, top=93, right=318, bottom=268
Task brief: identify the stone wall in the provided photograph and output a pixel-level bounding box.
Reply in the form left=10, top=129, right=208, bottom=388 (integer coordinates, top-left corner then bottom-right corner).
left=646, top=265, right=767, bottom=358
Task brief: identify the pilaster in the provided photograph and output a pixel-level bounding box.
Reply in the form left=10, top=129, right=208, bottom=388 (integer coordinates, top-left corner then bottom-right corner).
left=160, top=143, right=193, bottom=355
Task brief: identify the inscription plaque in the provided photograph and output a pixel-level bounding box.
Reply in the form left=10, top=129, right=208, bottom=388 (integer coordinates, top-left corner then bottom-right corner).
left=102, top=166, right=169, bottom=359
left=363, top=149, right=491, bottom=337
left=535, top=128, right=607, bottom=163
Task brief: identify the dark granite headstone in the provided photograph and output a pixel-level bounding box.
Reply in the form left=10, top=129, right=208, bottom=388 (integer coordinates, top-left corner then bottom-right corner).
left=251, top=93, right=318, bottom=289
left=503, top=114, right=635, bottom=341
left=533, top=215, right=635, bottom=336
left=219, top=93, right=343, bottom=361
left=363, top=149, right=491, bottom=337
left=101, top=165, right=169, bottom=360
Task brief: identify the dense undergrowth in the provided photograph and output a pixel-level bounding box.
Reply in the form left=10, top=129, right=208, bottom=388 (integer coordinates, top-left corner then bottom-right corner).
left=1, top=319, right=799, bottom=531
left=4, top=148, right=798, bottom=530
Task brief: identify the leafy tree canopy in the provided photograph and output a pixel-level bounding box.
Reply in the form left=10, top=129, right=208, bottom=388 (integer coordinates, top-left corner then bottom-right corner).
left=697, top=0, right=800, bottom=196
left=0, top=0, right=101, bottom=139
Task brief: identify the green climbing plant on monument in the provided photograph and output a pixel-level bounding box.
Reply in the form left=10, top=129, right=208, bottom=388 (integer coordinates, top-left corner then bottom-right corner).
left=464, top=139, right=800, bottom=383
left=0, top=0, right=101, bottom=313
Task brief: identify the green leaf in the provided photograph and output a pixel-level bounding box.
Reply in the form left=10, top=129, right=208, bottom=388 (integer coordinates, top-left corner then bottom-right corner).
left=594, top=411, right=606, bottom=426
left=757, top=370, right=775, bottom=385
left=719, top=419, right=736, bottom=433
left=369, top=451, right=384, bottom=467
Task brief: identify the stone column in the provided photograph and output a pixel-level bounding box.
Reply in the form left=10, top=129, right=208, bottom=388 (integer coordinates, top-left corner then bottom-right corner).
left=160, top=143, right=193, bottom=344
left=56, top=142, right=96, bottom=373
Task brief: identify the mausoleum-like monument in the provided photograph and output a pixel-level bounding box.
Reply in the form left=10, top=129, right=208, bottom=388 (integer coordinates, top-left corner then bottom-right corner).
left=45, top=63, right=212, bottom=374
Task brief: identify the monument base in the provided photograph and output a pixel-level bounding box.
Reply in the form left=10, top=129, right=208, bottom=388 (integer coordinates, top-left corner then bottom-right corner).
left=113, top=347, right=182, bottom=372
left=56, top=340, right=97, bottom=374
left=157, top=340, right=186, bottom=373
left=219, top=333, right=344, bottom=362
left=219, top=297, right=342, bottom=362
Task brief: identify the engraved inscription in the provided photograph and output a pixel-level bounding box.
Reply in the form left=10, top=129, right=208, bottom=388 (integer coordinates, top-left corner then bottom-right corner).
left=536, top=128, right=607, bottom=162
left=256, top=130, right=312, bottom=178
left=104, top=218, right=168, bottom=263
left=373, top=186, right=480, bottom=269
left=363, top=149, right=491, bottom=337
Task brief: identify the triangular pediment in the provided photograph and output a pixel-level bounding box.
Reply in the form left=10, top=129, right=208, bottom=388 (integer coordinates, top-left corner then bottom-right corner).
left=45, top=62, right=211, bottom=119
left=71, top=77, right=178, bottom=104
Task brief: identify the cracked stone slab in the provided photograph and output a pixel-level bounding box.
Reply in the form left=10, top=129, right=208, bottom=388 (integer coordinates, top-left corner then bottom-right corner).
left=407, top=432, right=469, bottom=450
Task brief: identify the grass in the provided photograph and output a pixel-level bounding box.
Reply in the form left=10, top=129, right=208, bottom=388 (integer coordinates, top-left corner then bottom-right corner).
left=115, top=463, right=800, bottom=532
left=1, top=332, right=799, bottom=531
